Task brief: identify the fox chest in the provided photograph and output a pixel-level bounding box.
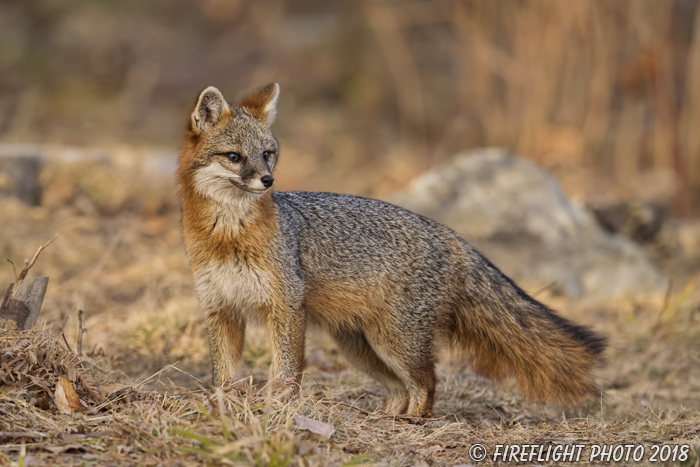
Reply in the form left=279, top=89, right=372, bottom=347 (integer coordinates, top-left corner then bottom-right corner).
left=193, top=258, right=274, bottom=315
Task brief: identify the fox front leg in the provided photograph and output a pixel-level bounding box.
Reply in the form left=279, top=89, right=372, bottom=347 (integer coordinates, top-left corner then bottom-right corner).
left=265, top=306, right=306, bottom=383
left=206, top=310, right=246, bottom=385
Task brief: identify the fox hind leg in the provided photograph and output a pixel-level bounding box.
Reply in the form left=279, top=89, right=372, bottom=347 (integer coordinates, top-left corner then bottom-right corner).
left=330, top=328, right=410, bottom=414
left=364, top=323, right=437, bottom=417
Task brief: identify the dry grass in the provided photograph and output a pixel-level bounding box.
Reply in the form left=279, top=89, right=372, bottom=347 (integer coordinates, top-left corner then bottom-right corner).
left=1, top=161, right=700, bottom=465
left=0, top=323, right=699, bottom=466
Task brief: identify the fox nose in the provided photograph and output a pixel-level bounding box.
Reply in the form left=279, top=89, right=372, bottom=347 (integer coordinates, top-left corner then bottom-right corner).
left=260, top=174, right=274, bottom=188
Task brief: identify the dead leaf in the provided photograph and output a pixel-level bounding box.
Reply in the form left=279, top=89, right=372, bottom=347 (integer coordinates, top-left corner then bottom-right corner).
left=293, top=414, right=335, bottom=438
left=54, top=378, right=86, bottom=414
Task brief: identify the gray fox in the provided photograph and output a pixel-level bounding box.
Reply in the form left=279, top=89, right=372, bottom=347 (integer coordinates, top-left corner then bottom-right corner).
left=177, top=83, right=605, bottom=416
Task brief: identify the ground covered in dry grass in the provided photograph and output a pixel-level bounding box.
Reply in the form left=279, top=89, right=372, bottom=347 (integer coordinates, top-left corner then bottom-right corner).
left=1, top=159, right=700, bottom=465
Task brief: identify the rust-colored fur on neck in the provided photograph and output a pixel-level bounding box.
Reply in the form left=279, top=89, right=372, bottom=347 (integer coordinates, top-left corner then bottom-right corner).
left=178, top=161, right=278, bottom=270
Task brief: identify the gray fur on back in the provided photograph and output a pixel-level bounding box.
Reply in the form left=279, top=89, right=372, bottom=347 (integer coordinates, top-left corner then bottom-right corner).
left=272, top=191, right=476, bottom=320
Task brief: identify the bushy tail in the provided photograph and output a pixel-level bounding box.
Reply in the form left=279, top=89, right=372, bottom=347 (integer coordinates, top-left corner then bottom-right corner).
left=451, top=254, right=606, bottom=406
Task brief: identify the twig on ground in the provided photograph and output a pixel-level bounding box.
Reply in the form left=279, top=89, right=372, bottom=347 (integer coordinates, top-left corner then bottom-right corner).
left=316, top=400, right=371, bottom=416
left=60, top=312, right=73, bottom=353
left=135, top=362, right=182, bottom=390
left=16, top=235, right=58, bottom=281
left=61, top=333, right=73, bottom=354
left=78, top=309, right=87, bottom=356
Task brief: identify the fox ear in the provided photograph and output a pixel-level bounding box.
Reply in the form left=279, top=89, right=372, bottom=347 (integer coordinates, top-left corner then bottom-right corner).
left=191, top=86, right=228, bottom=134
left=237, top=83, right=280, bottom=126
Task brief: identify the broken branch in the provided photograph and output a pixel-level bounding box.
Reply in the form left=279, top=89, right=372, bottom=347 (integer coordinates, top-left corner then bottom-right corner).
left=17, top=234, right=58, bottom=281
left=78, top=309, right=87, bottom=356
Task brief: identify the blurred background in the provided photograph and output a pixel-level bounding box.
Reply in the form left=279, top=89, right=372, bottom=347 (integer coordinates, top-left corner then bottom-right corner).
left=1, top=0, right=700, bottom=212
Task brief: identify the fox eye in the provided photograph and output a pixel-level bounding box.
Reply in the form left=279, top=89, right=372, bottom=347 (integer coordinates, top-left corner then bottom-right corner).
left=225, top=152, right=241, bottom=163
left=262, top=150, right=274, bottom=162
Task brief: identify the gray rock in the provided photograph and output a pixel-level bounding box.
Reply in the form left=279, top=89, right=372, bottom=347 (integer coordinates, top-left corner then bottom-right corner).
left=390, top=148, right=666, bottom=299
left=0, top=155, right=42, bottom=206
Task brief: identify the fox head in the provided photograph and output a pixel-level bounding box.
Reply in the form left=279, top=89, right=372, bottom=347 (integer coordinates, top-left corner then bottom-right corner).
left=179, top=84, right=280, bottom=205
